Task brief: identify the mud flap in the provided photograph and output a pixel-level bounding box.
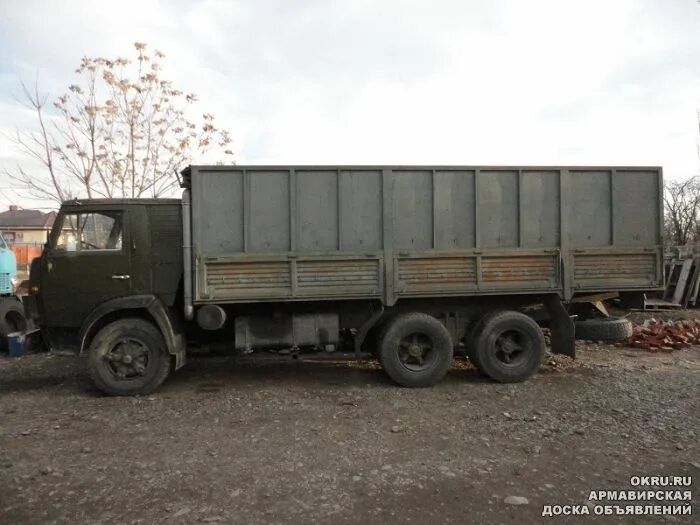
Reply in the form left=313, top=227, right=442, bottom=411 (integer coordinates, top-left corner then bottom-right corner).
left=354, top=305, right=385, bottom=361
left=544, top=295, right=575, bottom=358
left=147, top=299, right=187, bottom=370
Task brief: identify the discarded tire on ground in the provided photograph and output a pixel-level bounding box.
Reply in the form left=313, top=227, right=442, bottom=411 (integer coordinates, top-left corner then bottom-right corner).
left=378, top=312, right=453, bottom=388
left=574, top=317, right=633, bottom=342
left=470, top=310, right=545, bottom=383
left=88, top=318, right=171, bottom=396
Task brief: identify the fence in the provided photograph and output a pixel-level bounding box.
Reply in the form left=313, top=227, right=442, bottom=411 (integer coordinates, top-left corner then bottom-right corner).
left=9, top=243, right=43, bottom=279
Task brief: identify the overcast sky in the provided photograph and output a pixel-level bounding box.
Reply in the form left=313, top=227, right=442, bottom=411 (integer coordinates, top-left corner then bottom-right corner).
left=0, top=0, right=698, bottom=209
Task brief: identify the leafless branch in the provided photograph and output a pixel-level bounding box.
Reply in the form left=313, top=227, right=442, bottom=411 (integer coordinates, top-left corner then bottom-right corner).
left=5, top=42, right=234, bottom=205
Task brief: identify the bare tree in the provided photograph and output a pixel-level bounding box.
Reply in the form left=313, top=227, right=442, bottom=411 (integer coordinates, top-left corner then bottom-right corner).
left=663, top=109, right=700, bottom=246
left=697, top=107, right=700, bottom=170
left=664, top=177, right=700, bottom=245
left=3, top=42, right=233, bottom=204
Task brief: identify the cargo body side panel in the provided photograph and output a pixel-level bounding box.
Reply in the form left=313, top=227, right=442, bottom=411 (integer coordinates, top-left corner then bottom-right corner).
left=569, top=169, right=663, bottom=294
left=188, top=166, right=663, bottom=305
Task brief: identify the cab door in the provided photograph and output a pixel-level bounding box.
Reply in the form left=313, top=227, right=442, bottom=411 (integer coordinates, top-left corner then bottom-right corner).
left=41, top=207, right=131, bottom=327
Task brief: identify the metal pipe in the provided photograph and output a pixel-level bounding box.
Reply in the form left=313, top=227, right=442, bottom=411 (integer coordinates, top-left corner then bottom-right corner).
left=182, top=189, right=194, bottom=320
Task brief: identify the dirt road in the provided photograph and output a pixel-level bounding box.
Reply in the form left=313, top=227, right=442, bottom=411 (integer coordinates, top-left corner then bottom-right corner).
left=1, top=340, right=698, bottom=524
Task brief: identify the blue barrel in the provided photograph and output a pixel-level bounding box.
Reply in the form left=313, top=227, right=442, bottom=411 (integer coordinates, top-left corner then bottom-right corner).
left=7, top=332, right=25, bottom=357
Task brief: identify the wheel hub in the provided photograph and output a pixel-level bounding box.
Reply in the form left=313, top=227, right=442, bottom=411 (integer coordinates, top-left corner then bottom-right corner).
left=398, top=333, right=435, bottom=371
left=499, top=338, right=519, bottom=354
left=408, top=344, right=423, bottom=357
left=105, top=339, right=149, bottom=378
left=494, top=330, right=526, bottom=365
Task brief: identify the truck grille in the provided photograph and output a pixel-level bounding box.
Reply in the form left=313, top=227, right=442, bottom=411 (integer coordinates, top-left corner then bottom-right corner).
left=0, top=273, right=11, bottom=292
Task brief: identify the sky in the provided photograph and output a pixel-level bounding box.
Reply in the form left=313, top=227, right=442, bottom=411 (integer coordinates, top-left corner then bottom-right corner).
left=0, top=0, right=698, bottom=210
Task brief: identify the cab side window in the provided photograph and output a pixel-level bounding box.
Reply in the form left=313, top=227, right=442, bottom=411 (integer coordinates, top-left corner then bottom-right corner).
left=55, top=212, right=123, bottom=252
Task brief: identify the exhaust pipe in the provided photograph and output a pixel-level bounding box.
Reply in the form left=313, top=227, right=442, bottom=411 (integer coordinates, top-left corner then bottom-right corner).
left=182, top=189, right=194, bottom=321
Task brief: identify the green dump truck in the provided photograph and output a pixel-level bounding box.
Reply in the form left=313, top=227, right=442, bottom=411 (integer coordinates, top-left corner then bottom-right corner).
left=24, top=165, right=664, bottom=395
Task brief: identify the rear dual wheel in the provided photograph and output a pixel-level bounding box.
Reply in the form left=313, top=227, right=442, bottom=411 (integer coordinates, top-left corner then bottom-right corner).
left=468, top=311, right=545, bottom=383
left=378, top=313, right=453, bottom=387
left=376, top=310, right=544, bottom=386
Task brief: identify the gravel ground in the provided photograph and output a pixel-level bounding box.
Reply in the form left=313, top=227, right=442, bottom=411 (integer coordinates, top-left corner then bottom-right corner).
left=1, top=326, right=699, bottom=524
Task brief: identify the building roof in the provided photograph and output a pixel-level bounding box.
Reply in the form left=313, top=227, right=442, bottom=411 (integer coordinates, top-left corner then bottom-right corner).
left=62, top=198, right=180, bottom=206
left=0, top=208, right=56, bottom=229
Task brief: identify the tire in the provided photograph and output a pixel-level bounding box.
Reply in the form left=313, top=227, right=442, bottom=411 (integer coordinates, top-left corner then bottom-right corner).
left=88, top=318, right=171, bottom=396
left=0, top=297, right=27, bottom=334
left=472, top=310, right=545, bottom=383
left=574, top=317, right=632, bottom=342
left=378, top=313, right=453, bottom=387
left=0, top=297, right=28, bottom=351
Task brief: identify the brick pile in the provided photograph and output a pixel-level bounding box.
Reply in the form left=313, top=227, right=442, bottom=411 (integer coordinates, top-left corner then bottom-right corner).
left=625, top=319, right=700, bottom=352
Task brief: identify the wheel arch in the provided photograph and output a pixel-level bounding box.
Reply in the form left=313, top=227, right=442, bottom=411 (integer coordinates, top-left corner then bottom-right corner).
left=79, top=295, right=186, bottom=369
left=0, top=296, right=28, bottom=330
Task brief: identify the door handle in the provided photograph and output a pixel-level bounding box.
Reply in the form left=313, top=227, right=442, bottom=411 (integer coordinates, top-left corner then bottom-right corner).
left=111, top=274, right=130, bottom=280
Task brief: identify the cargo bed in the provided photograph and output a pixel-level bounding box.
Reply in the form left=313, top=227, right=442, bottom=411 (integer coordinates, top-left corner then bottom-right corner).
left=184, top=165, right=664, bottom=306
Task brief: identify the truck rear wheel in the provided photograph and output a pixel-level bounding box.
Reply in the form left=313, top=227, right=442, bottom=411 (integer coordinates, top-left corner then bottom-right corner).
left=471, top=310, right=545, bottom=383
left=88, top=318, right=171, bottom=396
left=378, top=313, right=453, bottom=387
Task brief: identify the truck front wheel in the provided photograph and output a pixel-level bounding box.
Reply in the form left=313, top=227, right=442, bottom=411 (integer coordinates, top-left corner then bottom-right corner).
left=378, top=313, right=453, bottom=387
left=88, top=318, right=171, bottom=396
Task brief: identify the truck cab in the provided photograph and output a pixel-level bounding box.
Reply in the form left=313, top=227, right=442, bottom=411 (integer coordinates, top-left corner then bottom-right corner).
left=25, top=199, right=186, bottom=393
